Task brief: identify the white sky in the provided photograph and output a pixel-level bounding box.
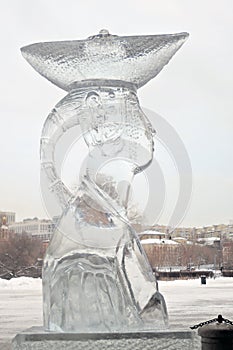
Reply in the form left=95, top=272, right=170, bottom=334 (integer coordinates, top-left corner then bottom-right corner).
left=0, top=1, right=232, bottom=227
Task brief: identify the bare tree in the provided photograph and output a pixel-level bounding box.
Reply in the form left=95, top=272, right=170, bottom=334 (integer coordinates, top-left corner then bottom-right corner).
left=143, top=243, right=221, bottom=270
left=0, top=234, right=44, bottom=278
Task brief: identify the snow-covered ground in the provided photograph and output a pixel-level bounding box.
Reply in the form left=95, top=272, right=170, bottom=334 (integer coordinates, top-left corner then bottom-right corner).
left=0, top=276, right=233, bottom=346
left=0, top=277, right=42, bottom=344
left=159, top=277, right=233, bottom=329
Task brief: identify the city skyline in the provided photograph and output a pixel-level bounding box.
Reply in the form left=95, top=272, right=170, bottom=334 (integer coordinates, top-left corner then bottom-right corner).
left=1, top=209, right=232, bottom=231
left=0, top=1, right=232, bottom=226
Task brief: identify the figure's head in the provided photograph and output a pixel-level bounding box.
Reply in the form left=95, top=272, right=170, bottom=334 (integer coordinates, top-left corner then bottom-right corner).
left=79, top=82, right=155, bottom=175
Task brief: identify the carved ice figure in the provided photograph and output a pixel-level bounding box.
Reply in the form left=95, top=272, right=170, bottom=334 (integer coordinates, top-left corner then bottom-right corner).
left=21, top=30, right=188, bottom=332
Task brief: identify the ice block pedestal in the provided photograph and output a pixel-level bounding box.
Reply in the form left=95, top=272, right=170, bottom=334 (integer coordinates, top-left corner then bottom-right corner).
left=12, top=327, right=201, bottom=350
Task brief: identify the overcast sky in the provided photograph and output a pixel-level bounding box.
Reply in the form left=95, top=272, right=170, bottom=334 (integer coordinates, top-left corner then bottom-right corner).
left=0, top=1, right=232, bottom=227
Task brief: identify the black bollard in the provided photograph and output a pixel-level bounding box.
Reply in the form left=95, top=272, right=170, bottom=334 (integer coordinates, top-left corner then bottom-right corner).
left=198, top=315, right=233, bottom=350
left=201, top=275, right=207, bottom=285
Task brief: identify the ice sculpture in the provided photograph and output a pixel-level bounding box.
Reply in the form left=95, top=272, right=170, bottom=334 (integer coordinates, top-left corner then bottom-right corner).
left=21, top=30, right=188, bottom=332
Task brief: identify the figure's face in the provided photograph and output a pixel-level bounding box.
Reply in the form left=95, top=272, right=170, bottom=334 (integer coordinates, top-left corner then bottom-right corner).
left=79, top=86, right=155, bottom=172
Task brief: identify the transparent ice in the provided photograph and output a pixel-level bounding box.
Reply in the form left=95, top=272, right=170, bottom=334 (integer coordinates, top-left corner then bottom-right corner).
left=21, top=30, right=188, bottom=332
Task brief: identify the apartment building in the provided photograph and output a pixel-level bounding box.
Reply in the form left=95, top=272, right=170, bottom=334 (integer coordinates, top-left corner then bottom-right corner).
left=9, top=217, right=54, bottom=240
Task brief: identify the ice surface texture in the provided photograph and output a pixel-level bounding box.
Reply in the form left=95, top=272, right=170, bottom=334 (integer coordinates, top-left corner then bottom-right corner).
left=21, top=30, right=188, bottom=91
left=21, top=30, right=188, bottom=333
left=41, top=83, right=168, bottom=332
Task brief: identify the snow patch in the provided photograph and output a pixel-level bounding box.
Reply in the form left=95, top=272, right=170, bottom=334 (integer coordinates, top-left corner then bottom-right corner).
left=141, top=238, right=178, bottom=245
left=0, top=277, right=42, bottom=290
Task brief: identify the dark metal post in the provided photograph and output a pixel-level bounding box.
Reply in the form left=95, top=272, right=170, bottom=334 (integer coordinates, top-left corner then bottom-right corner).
left=198, top=315, right=233, bottom=349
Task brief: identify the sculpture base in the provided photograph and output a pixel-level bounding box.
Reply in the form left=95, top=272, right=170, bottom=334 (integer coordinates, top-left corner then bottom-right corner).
left=12, top=326, right=201, bottom=350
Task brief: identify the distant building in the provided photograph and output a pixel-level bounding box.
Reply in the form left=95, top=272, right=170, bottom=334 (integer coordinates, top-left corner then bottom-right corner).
left=0, top=218, right=9, bottom=242
left=139, top=230, right=180, bottom=269
left=146, top=221, right=233, bottom=242
left=151, top=225, right=169, bottom=235
left=138, top=230, right=166, bottom=241
left=170, top=226, right=196, bottom=240
left=222, top=241, right=233, bottom=269
left=195, top=223, right=232, bottom=240
left=0, top=214, right=14, bottom=242
left=197, top=237, right=221, bottom=248
left=0, top=211, right=15, bottom=225
left=9, top=217, right=54, bottom=240
left=172, top=237, right=190, bottom=244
